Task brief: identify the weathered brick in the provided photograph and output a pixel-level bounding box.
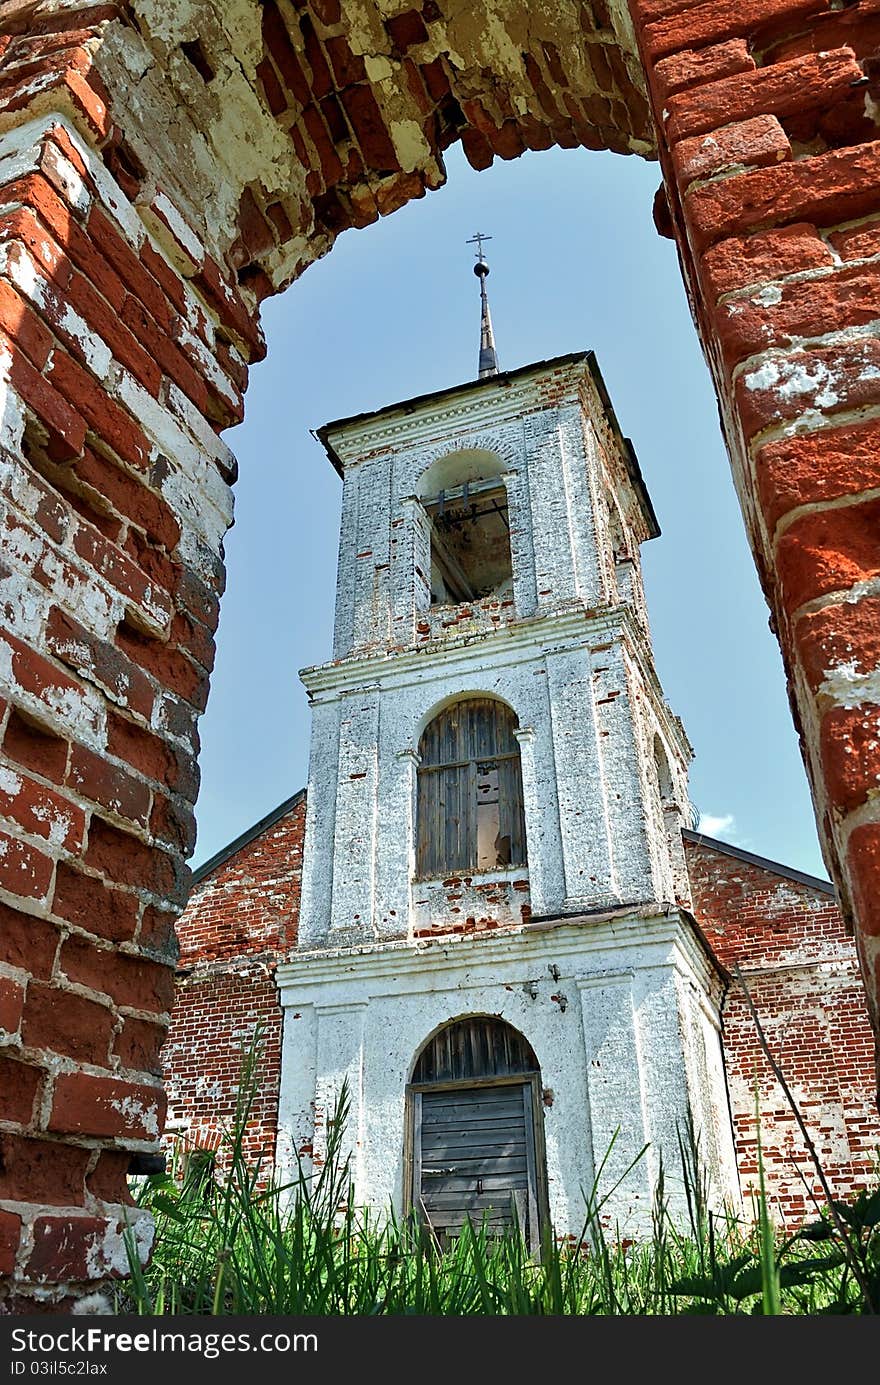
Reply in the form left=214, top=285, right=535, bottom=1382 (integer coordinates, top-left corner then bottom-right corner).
left=66, top=268, right=161, bottom=394
left=0, top=826, right=54, bottom=901
left=0, top=765, right=84, bottom=853
left=340, top=85, right=398, bottom=170
left=120, top=294, right=207, bottom=411
left=49, top=1072, right=165, bottom=1141
left=0, top=1210, right=21, bottom=1277
left=72, top=447, right=181, bottom=551
left=72, top=517, right=172, bottom=629
left=820, top=706, right=880, bottom=815
left=138, top=903, right=178, bottom=952
left=83, top=815, right=180, bottom=898
left=26, top=1214, right=123, bottom=1281
left=47, top=348, right=150, bottom=471
left=0, top=1134, right=89, bottom=1206
left=192, top=255, right=265, bottom=359
left=673, top=114, right=789, bottom=189
left=641, top=0, right=826, bottom=60
left=68, top=742, right=150, bottom=828
left=256, top=56, right=287, bottom=116
left=0, top=1054, right=41, bottom=1125
left=666, top=49, right=863, bottom=144
left=0, top=277, right=53, bottom=368
left=0, top=973, right=24, bottom=1033
left=687, top=141, right=880, bottom=252
left=298, top=13, right=333, bottom=102
left=848, top=824, right=880, bottom=938
left=755, top=419, right=880, bottom=534
left=150, top=789, right=196, bottom=855
left=87, top=1149, right=134, bottom=1205
left=262, top=1, right=311, bottom=105
left=776, top=498, right=880, bottom=616
left=653, top=39, right=756, bottom=104
left=735, top=337, right=880, bottom=440
left=3, top=707, right=69, bottom=783
left=105, top=709, right=181, bottom=790
left=114, top=1014, right=165, bottom=1074
left=386, top=10, right=429, bottom=52
left=828, top=220, right=880, bottom=263
left=796, top=598, right=880, bottom=696
left=87, top=206, right=170, bottom=329
left=0, top=900, right=60, bottom=979
left=46, top=606, right=156, bottom=722
left=51, top=859, right=140, bottom=942
left=9, top=348, right=86, bottom=460
left=60, top=933, right=174, bottom=1013
left=717, top=262, right=880, bottom=373
left=21, top=980, right=114, bottom=1064
left=116, top=622, right=204, bottom=706
left=700, top=223, right=834, bottom=301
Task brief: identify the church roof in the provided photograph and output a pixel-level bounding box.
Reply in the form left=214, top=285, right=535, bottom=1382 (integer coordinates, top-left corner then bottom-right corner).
left=191, top=790, right=305, bottom=886
left=681, top=829, right=835, bottom=896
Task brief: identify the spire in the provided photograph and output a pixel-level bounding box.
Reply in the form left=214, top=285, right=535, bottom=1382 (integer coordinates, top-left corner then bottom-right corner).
left=466, top=232, right=499, bottom=379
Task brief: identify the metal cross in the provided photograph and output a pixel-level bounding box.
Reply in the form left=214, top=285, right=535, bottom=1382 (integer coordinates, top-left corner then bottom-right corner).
left=466, top=231, right=492, bottom=260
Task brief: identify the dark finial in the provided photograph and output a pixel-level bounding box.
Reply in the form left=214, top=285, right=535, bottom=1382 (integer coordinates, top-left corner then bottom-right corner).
left=466, top=232, right=499, bottom=379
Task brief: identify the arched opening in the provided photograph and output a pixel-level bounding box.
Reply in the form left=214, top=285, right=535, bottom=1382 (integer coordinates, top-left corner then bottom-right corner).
left=416, top=696, right=526, bottom=878
left=417, top=450, right=512, bottom=608
left=654, top=735, right=674, bottom=804
left=406, top=1015, right=548, bottom=1251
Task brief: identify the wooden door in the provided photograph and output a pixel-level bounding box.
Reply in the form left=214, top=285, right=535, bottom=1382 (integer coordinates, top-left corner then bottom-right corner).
left=412, top=1080, right=542, bottom=1250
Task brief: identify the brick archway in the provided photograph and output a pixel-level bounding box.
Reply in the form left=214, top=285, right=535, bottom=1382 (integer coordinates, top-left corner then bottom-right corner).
left=1, top=0, right=878, bottom=1306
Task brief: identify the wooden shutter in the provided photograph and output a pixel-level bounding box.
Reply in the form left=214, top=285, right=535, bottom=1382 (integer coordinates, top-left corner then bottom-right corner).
left=417, top=1085, right=532, bottom=1241
left=416, top=699, right=527, bottom=877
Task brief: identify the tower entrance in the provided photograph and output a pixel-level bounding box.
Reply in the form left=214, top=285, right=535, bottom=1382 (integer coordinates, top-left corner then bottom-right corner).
left=406, top=1017, right=548, bottom=1252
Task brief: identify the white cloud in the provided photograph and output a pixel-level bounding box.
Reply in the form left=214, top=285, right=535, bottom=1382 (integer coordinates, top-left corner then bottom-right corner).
left=697, top=812, right=737, bottom=839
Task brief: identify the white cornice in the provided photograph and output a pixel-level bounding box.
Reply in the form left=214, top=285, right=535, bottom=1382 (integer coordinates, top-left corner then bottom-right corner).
left=299, top=603, right=692, bottom=764
left=275, top=907, right=721, bottom=998
left=301, top=604, right=624, bottom=696
left=324, top=361, right=589, bottom=465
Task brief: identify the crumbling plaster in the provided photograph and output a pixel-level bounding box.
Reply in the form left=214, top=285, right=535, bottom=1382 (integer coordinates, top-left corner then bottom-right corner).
left=84, top=0, right=655, bottom=290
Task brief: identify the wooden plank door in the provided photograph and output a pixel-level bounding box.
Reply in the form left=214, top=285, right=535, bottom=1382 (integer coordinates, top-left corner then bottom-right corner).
left=415, top=1083, right=539, bottom=1248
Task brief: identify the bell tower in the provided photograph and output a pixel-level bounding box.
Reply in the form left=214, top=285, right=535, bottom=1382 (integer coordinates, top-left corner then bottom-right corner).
left=276, top=252, right=739, bottom=1241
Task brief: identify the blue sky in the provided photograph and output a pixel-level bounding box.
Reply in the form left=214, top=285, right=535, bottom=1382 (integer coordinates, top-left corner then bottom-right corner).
left=191, top=141, right=829, bottom=883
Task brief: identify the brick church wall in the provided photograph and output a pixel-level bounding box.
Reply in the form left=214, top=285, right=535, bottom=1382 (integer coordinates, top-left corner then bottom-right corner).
left=685, top=832, right=879, bottom=1224
left=161, top=794, right=304, bottom=1178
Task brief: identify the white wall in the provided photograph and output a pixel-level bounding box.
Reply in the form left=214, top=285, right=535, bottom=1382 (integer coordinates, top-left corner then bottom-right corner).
left=277, top=914, right=740, bottom=1238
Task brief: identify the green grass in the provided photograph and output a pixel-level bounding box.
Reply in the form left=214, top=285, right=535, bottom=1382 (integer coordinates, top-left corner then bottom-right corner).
left=118, top=1040, right=880, bottom=1316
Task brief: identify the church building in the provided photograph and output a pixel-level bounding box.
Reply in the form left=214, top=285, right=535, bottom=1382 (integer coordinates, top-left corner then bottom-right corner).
left=163, top=253, right=879, bottom=1242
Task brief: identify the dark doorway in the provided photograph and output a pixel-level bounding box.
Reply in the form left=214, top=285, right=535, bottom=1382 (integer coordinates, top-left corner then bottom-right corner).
left=406, top=1016, right=548, bottom=1253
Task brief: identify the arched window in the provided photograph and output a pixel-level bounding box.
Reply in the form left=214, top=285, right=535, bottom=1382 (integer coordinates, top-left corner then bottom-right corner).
left=416, top=698, right=526, bottom=877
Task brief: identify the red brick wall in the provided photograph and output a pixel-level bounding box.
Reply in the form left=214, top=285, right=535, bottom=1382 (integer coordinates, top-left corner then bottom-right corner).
left=161, top=795, right=304, bottom=1175
left=629, top=0, right=880, bottom=1046
left=686, top=834, right=879, bottom=1223
left=0, top=6, right=256, bottom=1304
